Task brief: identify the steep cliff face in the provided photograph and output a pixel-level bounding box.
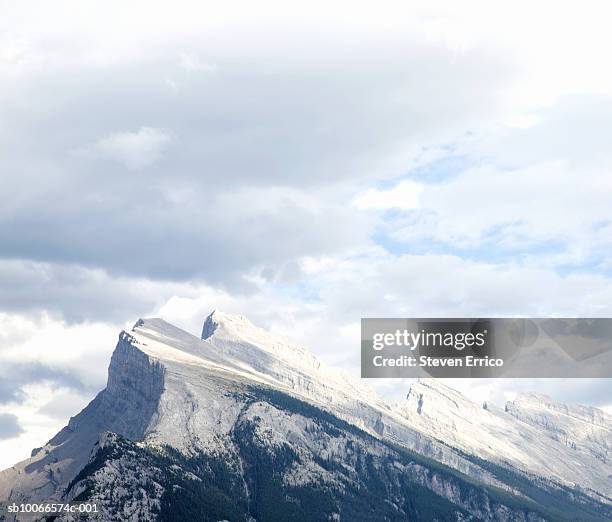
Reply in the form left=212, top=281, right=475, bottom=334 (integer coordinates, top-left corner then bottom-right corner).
left=1, top=312, right=611, bottom=522
left=0, top=333, right=165, bottom=505
left=77, top=331, right=166, bottom=440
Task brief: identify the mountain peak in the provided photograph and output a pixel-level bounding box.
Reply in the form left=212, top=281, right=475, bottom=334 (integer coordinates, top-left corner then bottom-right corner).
left=201, top=310, right=254, bottom=340
left=132, top=317, right=172, bottom=333
left=201, top=310, right=218, bottom=339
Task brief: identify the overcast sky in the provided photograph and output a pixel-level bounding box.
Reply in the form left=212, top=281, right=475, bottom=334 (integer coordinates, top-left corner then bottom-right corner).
left=2, top=0, right=612, bottom=469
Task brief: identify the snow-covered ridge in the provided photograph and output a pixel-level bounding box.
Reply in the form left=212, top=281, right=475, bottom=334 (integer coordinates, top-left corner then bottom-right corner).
left=130, top=312, right=611, bottom=499
left=132, top=312, right=385, bottom=415
left=508, top=392, right=612, bottom=429
left=201, top=310, right=322, bottom=371
left=505, top=391, right=611, bottom=465
left=394, top=378, right=612, bottom=499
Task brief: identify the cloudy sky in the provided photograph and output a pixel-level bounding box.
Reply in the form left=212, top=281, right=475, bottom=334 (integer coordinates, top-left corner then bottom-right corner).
left=2, top=0, right=612, bottom=469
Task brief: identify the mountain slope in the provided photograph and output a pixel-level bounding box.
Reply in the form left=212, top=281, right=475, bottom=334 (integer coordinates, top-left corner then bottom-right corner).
left=0, top=312, right=611, bottom=521
left=392, top=380, right=611, bottom=502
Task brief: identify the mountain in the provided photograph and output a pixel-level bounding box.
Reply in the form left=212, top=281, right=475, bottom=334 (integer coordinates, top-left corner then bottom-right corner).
left=392, top=381, right=611, bottom=498
left=1, top=311, right=611, bottom=521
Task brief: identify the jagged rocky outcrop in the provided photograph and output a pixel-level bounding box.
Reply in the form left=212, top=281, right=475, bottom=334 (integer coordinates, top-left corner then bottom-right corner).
left=1, top=312, right=611, bottom=521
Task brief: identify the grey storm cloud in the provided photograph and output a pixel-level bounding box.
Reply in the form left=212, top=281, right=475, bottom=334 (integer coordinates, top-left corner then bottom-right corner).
left=0, top=260, right=167, bottom=321
left=0, top=361, right=91, bottom=405
left=0, top=380, right=23, bottom=405
left=0, top=36, right=512, bottom=307
left=0, top=414, right=24, bottom=440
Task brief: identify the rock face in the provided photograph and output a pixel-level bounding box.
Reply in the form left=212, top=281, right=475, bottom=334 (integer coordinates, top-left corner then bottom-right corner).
left=392, top=379, right=612, bottom=500
left=505, top=392, right=612, bottom=464
left=0, top=332, right=165, bottom=507
left=0, top=312, right=611, bottom=521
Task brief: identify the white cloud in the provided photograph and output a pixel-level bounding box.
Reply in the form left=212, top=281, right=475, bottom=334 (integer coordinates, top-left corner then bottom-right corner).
left=165, top=77, right=179, bottom=92
left=0, top=383, right=81, bottom=470
left=0, top=313, right=119, bottom=390
left=94, top=127, right=172, bottom=170
left=383, top=159, right=612, bottom=266
left=353, top=181, right=423, bottom=210
left=502, top=113, right=540, bottom=129
left=178, top=52, right=217, bottom=72
left=2, top=0, right=612, bottom=471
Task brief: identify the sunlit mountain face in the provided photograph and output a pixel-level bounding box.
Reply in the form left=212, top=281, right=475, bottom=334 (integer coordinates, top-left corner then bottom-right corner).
left=1, top=312, right=610, bottom=521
